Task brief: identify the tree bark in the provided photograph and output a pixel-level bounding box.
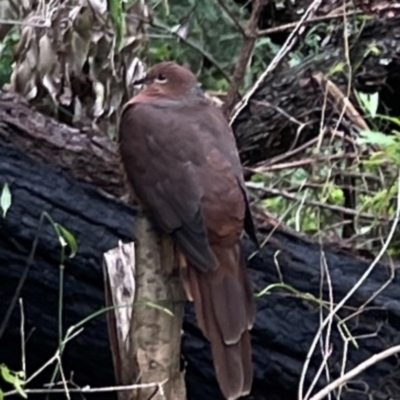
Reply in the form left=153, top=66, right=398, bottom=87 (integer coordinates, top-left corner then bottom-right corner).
left=103, top=235, right=186, bottom=400
left=0, top=92, right=126, bottom=199
left=0, top=136, right=400, bottom=400
left=129, top=218, right=186, bottom=400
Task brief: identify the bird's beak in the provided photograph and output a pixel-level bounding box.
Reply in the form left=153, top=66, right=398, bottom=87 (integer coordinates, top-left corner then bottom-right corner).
left=132, top=76, right=149, bottom=86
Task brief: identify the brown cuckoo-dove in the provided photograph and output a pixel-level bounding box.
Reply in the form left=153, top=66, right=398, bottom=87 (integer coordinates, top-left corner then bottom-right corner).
left=118, top=61, right=258, bottom=400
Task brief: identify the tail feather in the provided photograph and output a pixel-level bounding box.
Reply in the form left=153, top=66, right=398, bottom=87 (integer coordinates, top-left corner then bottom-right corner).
left=187, top=243, right=254, bottom=400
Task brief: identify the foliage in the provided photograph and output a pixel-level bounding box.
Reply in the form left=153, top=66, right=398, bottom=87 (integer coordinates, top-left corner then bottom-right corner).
left=134, top=0, right=327, bottom=91
left=249, top=87, right=400, bottom=255
left=0, top=0, right=147, bottom=134
left=147, top=0, right=246, bottom=90
left=0, top=28, right=19, bottom=87
left=0, top=364, right=26, bottom=399
left=0, top=0, right=399, bottom=254
left=0, top=0, right=326, bottom=114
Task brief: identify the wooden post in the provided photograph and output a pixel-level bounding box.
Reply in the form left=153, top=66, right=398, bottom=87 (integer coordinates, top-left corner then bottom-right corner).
left=104, top=213, right=186, bottom=400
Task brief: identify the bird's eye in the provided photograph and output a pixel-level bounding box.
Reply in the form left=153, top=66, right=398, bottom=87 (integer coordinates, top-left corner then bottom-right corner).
left=154, top=73, right=167, bottom=83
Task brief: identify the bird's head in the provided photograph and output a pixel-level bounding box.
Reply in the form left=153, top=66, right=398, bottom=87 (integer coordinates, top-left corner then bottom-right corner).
left=133, top=61, right=200, bottom=99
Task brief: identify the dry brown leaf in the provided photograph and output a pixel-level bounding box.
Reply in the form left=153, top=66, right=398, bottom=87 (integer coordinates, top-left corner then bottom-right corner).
left=4, top=0, right=148, bottom=133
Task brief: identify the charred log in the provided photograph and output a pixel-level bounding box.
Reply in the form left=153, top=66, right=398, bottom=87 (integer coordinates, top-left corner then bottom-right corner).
left=0, top=138, right=400, bottom=400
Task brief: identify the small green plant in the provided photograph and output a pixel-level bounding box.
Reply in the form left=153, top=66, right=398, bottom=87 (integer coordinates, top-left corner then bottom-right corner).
left=0, top=364, right=26, bottom=399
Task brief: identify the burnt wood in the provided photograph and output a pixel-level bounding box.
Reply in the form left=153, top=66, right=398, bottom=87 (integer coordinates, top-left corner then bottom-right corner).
left=0, top=138, right=399, bottom=400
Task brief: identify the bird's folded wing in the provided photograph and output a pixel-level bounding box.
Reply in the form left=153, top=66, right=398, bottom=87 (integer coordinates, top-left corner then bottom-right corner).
left=118, top=101, right=217, bottom=271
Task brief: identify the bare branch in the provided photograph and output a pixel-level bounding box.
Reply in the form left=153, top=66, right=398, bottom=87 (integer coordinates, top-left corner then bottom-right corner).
left=230, top=0, right=324, bottom=125
left=249, top=185, right=391, bottom=223
left=215, top=0, right=246, bottom=36
left=309, top=344, right=400, bottom=400
left=222, top=0, right=266, bottom=117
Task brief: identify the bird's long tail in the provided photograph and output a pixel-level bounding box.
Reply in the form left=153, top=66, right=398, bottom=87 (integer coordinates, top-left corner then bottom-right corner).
left=187, top=243, right=255, bottom=400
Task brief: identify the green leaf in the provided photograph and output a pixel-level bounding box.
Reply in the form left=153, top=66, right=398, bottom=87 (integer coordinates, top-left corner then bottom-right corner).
left=358, top=92, right=379, bottom=119
left=326, top=186, right=344, bottom=204
left=250, top=173, right=265, bottom=183
left=0, top=364, right=26, bottom=398
left=357, top=130, right=396, bottom=147
left=0, top=388, right=3, bottom=400
left=144, top=301, right=174, bottom=316
left=55, top=223, right=78, bottom=258
left=0, top=183, right=11, bottom=218
left=368, top=92, right=379, bottom=118
left=109, top=0, right=125, bottom=50
left=376, top=114, right=400, bottom=128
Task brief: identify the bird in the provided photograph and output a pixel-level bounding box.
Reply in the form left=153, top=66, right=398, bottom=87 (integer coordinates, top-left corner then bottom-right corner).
left=118, top=61, right=258, bottom=400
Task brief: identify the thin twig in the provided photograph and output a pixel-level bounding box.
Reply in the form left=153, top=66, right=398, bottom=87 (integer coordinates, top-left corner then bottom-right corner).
left=257, top=11, right=358, bottom=36
left=222, top=0, right=265, bottom=117
left=339, top=257, right=395, bottom=325
left=253, top=137, right=320, bottom=168
left=305, top=251, right=336, bottom=400
left=4, top=328, right=84, bottom=398
left=19, top=299, right=26, bottom=379
left=252, top=152, right=358, bottom=173
left=215, top=0, right=246, bottom=36
left=126, top=14, right=231, bottom=83
left=230, top=0, right=324, bottom=124
left=0, top=17, right=50, bottom=27
left=251, top=99, right=306, bottom=126
left=252, top=185, right=390, bottom=222
left=298, top=171, right=400, bottom=400
left=4, top=380, right=169, bottom=396
left=312, top=72, right=369, bottom=131
left=309, top=344, right=400, bottom=400
left=263, top=181, right=370, bottom=196
left=56, top=355, right=70, bottom=400
left=256, top=3, right=400, bottom=34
